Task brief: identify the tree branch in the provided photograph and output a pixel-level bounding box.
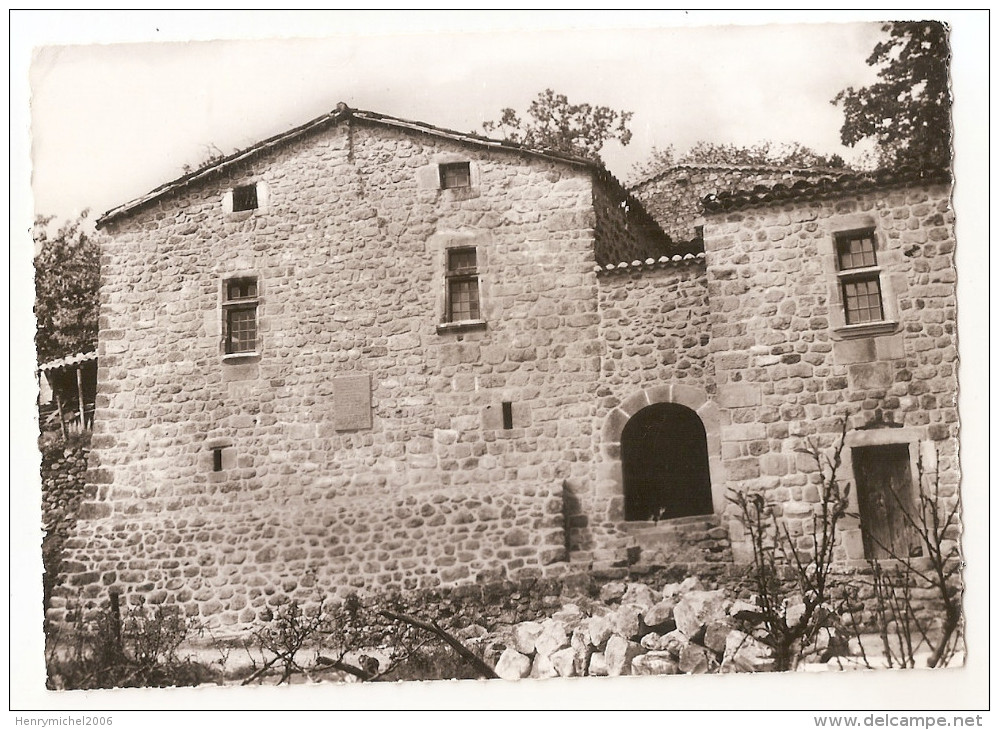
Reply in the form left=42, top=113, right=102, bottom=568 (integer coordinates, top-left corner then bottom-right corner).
left=379, top=609, right=499, bottom=679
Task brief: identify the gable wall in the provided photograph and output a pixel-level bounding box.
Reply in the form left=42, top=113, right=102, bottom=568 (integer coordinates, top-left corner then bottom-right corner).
left=53, top=122, right=621, bottom=629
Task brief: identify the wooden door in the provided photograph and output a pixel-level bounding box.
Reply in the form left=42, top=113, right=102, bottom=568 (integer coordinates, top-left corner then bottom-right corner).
left=853, top=444, right=917, bottom=559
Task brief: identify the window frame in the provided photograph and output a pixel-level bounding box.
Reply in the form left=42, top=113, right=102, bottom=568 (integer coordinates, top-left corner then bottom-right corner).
left=232, top=183, right=259, bottom=212
left=222, top=276, right=260, bottom=357
left=836, top=229, right=885, bottom=325
left=828, top=227, right=898, bottom=339
left=438, top=246, right=486, bottom=334
left=840, top=274, right=886, bottom=325
left=439, top=162, right=471, bottom=190
left=223, top=181, right=268, bottom=219
left=445, top=247, right=480, bottom=322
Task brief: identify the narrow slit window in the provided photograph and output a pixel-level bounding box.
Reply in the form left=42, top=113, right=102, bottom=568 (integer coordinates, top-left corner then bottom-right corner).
left=223, top=277, right=259, bottom=355
left=232, top=184, right=259, bottom=212
left=211, top=448, right=224, bottom=472
left=502, top=401, right=514, bottom=430
left=445, top=247, right=480, bottom=323
left=439, top=162, right=471, bottom=190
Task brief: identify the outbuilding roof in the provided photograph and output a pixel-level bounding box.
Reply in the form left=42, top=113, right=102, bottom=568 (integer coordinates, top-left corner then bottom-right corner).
left=629, top=161, right=852, bottom=191
left=37, top=351, right=98, bottom=373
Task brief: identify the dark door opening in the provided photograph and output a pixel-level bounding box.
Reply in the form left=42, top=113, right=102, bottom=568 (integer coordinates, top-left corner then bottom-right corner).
left=853, top=444, right=918, bottom=559
left=622, top=402, right=713, bottom=521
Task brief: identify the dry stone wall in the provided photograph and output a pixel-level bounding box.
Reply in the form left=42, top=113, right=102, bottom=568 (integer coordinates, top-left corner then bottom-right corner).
left=41, top=437, right=90, bottom=533
left=53, top=121, right=668, bottom=629
left=704, top=183, right=959, bottom=563
left=41, top=435, right=91, bottom=609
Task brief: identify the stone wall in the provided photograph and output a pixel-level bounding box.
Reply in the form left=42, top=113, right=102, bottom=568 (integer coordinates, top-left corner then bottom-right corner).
left=42, top=437, right=91, bottom=532
left=564, top=261, right=723, bottom=571
left=41, top=435, right=91, bottom=609
left=60, top=484, right=568, bottom=628
left=51, top=109, right=960, bottom=631
left=631, top=165, right=846, bottom=243
left=592, top=174, right=672, bottom=266
left=54, top=120, right=673, bottom=629
left=703, top=182, right=959, bottom=563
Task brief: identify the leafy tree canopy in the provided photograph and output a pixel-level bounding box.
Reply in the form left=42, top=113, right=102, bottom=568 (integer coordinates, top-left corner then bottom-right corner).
left=631, top=140, right=845, bottom=183
left=483, top=88, right=633, bottom=162
left=34, top=212, right=101, bottom=363
left=833, top=21, right=952, bottom=170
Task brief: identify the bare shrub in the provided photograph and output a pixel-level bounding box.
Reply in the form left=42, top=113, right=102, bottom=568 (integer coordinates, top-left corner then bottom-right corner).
left=727, top=420, right=852, bottom=671
left=46, top=594, right=214, bottom=689
left=858, top=452, right=963, bottom=668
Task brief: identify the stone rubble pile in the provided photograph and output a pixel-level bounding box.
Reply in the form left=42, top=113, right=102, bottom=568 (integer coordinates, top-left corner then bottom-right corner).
left=481, top=577, right=779, bottom=679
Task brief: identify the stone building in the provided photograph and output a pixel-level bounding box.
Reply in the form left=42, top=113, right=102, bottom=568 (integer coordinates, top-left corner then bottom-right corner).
left=49, top=105, right=958, bottom=629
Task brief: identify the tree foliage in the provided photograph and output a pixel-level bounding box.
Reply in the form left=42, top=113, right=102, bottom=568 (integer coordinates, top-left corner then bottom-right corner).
left=631, top=140, right=845, bottom=183
left=482, top=88, right=633, bottom=161
left=833, top=21, right=952, bottom=170
left=34, top=212, right=101, bottom=363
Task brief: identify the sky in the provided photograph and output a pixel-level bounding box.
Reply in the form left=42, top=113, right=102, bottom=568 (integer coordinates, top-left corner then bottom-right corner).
left=22, top=12, right=897, bottom=220
left=19, top=12, right=986, bottom=222
left=8, top=9, right=992, bottom=713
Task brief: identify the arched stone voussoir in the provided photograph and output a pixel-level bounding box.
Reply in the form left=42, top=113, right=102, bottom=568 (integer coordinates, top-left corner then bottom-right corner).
left=601, top=382, right=725, bottom=517
left=643, top=384, right=673, bottom=406
left=619, top=390, right=651, bottom=417
left=696, top=400, right=721, bottom=432
left=602, top=407, right=630, bottom=443
left=671, top=384, right=708, bottom=412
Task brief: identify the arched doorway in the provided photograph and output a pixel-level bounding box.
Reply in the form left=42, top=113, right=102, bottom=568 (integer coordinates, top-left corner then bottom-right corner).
left=621, top=402, right=713, bottom=521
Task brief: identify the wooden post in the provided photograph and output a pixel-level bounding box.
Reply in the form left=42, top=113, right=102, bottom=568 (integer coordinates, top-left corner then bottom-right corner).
left=76, top=366, right=86, bottom=429
left=109, top=591, right=123, bottom=658
left=53, top=391, right=68, bottom=441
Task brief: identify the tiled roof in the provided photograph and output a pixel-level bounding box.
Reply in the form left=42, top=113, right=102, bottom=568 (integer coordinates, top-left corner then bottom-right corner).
left=595, top=251, right=706, bottom=276
left=629, top=162, right=852, bottom=191
left=37, top=351, right=97, bottom=373
left=702, top=166, right=952, bottom=213
left=96, top=104, right=648, bottom=228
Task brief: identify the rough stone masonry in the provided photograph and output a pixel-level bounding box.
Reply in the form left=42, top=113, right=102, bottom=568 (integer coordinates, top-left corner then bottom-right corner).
left=49, top=107, right=960, bottom=632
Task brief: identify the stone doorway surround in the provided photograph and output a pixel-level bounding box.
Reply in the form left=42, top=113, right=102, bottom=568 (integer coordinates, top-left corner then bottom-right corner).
left=838, top=424, right=932, bottom=562
left=599, top=384, right=725, bottom=521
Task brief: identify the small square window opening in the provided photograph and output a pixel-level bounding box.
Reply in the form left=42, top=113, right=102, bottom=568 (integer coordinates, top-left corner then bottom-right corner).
left=440, top=162, right=471, bottom=190
left=232, top=184, right=259, bottom=212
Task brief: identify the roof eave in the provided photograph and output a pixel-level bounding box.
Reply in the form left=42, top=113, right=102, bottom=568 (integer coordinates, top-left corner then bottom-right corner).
left=95, top=105, right=604, bottom=229
left=96, top=106, right=352, bottom=229
left=702, top=167, right=952, bottom=214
